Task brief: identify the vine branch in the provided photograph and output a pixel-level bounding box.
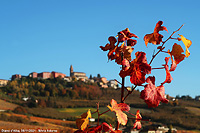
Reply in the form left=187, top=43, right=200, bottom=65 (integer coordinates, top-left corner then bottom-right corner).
left=149, top=24, right=184, bottom=65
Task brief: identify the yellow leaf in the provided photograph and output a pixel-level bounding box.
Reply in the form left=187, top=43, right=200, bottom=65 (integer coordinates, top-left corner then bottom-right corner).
left=76, top=118, right=89, bottom=130
left=76, top=109, right=92, bottom=130
left=81, top=109, right=91, bottom=119
left=107, top=105, right=113, bottom=112
left=179, top=34, right=192, bottom=58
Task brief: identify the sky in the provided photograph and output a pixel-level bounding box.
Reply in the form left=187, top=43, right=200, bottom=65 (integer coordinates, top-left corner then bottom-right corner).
left=0, top=0, right=199, bottom=98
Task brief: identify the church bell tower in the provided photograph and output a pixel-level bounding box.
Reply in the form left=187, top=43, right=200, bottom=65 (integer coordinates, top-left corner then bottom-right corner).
left=70, top=65, right=73, bottom=77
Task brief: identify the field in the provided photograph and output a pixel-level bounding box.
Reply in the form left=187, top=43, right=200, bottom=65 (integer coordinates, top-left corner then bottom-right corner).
left=185, top=107, right=200, bottom=116
left=0, top=91, right=200, bottom=132
left=0, top=112, right=75, bottom=132
left=58, top=107, right=151, bottom=119
left=0, top=99, right=17, bottom=110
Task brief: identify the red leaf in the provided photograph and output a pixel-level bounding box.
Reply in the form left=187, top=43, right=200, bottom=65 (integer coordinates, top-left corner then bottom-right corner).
left=169, top=59, right=177, bottom=71
left=122, top=59, right=130, bottom=71
left=140, top=76, right=169, bottom=108
left=74, top=130, right=86, bottom=133
left=133, top=110, right=142, bottom=130
left=162, top=57, right=173, bottom=84
left=102, top=122, right=114, bottom=132
left=107, top=99, right=130, bottom=125
left=127, top=39, right=137, bottom=46
left=119, top=28, right=138, bottom=39
left=119, top=52, right=151, bottom=86
left=118, top=28, right=138, bottom=42
left=86, top=122, right=114, bottom=133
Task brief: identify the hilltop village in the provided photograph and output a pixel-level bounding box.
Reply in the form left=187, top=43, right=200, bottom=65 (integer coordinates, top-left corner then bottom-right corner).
left=0, top=65, right=118, bottom=89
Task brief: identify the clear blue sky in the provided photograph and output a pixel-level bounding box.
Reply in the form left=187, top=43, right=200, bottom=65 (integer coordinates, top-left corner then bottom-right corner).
left=0, top=0, right=199, bottom=98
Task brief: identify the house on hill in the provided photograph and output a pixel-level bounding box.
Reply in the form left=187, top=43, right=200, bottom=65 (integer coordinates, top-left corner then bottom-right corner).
left=11, top=74, right=22, bottom=80
left=29, top=71, right=66, bottom=79
left=70, top=65, right=88, bottom=81
left=0, top=79, right=9, bottom=87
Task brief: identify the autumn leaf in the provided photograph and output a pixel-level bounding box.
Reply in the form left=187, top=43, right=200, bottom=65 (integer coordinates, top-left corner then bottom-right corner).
left=100, top=36, right=117, bottom=51
left=123, top=46, right=134, bottom=61
left=129, top=52, right=151, bottom=85
left=76, top=109, right=92, bottom=130
left=133, top=110, right=142, bottom=130
left=101, top=122, right=114, bottom=132
left=118, top=28, right=138, bottom=42
left=74, top=129, right=86, bottom=133
left=167, top=49, right=177, bottom=72
left=140, top=76, right=169, bottom=108
left=168, top=54, right=177, bottom=72
left=81, top=109, right=92, bottom=119
left=86, top=122, right=114, bottom=133
left=107, top=99, right=130, bottom=125
left=127, top=39, right=137, bottom=46
left=169, top=43, right=185, bottom=64
left=113, top=44, right=133, bottom=65
left=179, top=34, right=192, bottom=57
left=119, top=52, right=151, bottom=86
left=144, top=21, right=168, bottom=46
left=122, top=59, right=130, bottom=71
left=162, top=57, right=173, bottom=84
left=154, top=21, right=168, bottom=33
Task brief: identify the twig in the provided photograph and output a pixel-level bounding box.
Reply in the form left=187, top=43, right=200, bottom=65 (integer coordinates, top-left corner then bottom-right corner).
left=122, top=85, right=137, bottom=102
left=128, top=117, right=151, bottom=121
left=152, top=67, right=165, bottom=70
left=99, top=109, right=110, bottom=116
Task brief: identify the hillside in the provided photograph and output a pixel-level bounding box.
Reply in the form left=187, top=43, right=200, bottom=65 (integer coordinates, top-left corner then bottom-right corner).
left=0, top=99, right=18, bottom=110
left=0, top=78, right=200, bottom=131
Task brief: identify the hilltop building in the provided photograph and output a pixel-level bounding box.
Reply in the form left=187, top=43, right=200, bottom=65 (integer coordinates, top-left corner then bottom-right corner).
left=9, top=65, right=118, bottom=89
left=12, top=71, right=66, bottom=80
left=0, top=79, right=9, bottom=87
left=70, top=65, right=88, bottom=81
left=11, top=74, right=22, bottom=80
left=108, top=80, right=118, bottom=89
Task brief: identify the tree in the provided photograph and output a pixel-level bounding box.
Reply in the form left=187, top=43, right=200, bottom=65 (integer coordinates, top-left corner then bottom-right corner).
left=97, top=74, right=101, bottom=78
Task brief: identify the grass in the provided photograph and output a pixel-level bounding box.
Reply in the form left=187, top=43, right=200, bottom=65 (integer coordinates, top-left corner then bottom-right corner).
left=0, top=99, right=18, bottom=110
left=185, top=107, right=200, bottom=116
left=58, top=107, right=97, bottom=118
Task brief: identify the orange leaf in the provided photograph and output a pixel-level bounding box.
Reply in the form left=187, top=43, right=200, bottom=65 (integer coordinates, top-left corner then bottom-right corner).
left=154, top=21, right=168, bottom=33
left=170, top=43, right=185, bottom=64
left=144, top=21, right=167, bottom=46
left=107, top=99, right=130, bottom=125
left=179, top=34, right=192, bottom=58
left=100, top=36, right=116, bottom=51
left=123, top=46, right=133, bottom=61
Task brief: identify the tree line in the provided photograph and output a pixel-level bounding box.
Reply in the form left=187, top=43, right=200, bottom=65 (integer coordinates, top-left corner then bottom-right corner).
left=1, top=77, right=103, bottom=100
